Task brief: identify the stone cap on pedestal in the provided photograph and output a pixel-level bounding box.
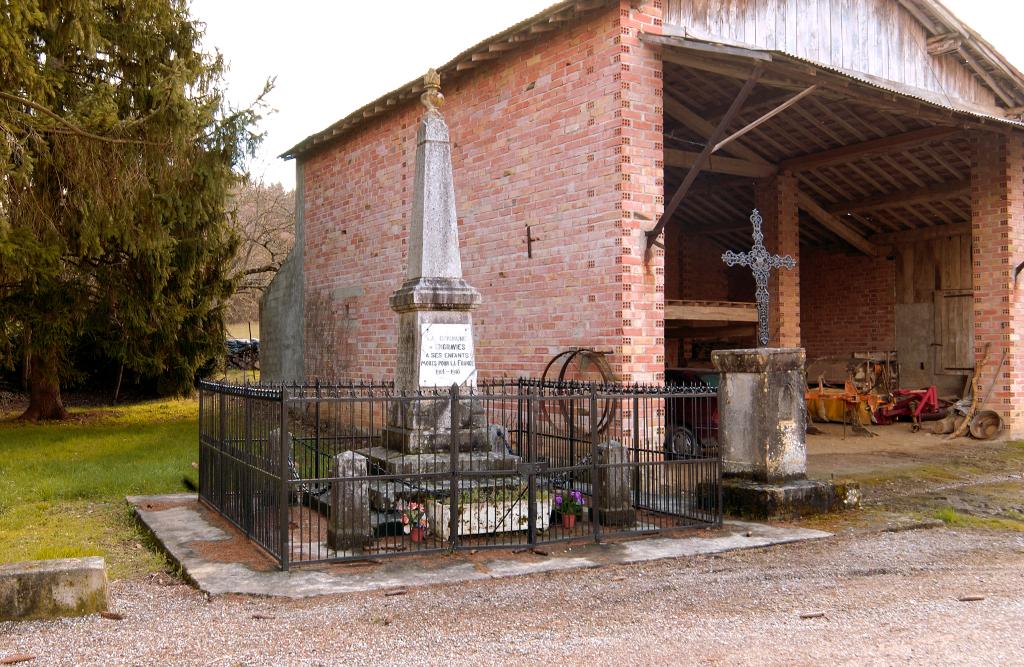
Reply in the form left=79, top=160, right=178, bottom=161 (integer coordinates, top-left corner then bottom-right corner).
left=389, top=277, right=482, bottom=313
left=712, top=347, right=805, bottom=373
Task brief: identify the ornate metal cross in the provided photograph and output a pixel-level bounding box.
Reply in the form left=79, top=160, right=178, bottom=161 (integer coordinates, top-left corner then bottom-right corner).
left=722, top=209, right=796, bottom=347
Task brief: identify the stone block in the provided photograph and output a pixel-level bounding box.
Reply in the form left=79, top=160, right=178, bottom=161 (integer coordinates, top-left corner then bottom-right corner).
left=712, top=347, right=807, bottom=482
left=719, top=478, right=861, bottom=520
left=487, top=423, right=512, bottom=455
left=0, top=557, right=108, bottom=621
left=386, top=452, right=521, bottom=476
left=595, top=440, right=636, bottom=527
left=327, top=451, right=373, bottom=551
left=382, top=421, right=490, bottom=455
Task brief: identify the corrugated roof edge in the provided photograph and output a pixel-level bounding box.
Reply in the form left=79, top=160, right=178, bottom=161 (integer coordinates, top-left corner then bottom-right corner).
left=280, top=0, right=616, bottom=161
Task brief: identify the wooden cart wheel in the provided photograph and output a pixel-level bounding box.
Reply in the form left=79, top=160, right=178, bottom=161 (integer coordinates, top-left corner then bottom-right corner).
left=968, top=410, right=1003, bottom=440
left=539, top=348, right=616, bottom=435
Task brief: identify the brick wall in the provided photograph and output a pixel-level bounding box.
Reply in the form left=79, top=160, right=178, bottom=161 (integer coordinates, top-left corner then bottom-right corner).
left=971, top=132, right=1024, bottom=436
left=299, top=1, right=664, bottom=384
left=665, top=230, right=756, bottom=301
left=801, top=247, right=896, bottom=358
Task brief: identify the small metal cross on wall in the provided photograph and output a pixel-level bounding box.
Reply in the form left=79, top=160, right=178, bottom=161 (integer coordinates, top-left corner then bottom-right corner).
left=722, top=209, right=796, bottom=347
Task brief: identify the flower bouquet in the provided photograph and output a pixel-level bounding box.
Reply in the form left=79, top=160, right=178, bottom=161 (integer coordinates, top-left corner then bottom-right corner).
left=554, top=490, right=585, bottom=529
left=401, top=500, right=430, bottom=543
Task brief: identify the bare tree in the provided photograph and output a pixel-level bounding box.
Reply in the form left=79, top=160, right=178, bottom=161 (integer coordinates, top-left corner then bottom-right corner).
left=227, top=181, right=295, bottom=325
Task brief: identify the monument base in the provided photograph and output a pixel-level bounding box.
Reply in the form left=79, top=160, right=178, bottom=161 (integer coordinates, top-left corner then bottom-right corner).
left=712, top=347, right=808, bottom=482
left=382, top=424, right=490, bottom=455
left=717, top=477, right=861, bottom=520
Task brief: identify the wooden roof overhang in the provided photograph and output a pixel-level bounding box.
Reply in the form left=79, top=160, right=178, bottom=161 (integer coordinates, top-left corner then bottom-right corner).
left=645, top=30, right=1024, bottom=255
left=900, top=0, right=1024, bottom=114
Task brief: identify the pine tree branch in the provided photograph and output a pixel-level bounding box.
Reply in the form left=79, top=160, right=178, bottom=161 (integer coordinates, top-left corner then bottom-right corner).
left=242, top=264, right=279, bottom=277
left=0, top=91, right=166, bottom=146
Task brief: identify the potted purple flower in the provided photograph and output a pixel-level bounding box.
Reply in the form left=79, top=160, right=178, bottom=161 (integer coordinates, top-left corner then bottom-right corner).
left=554, top=490, right=585, bottom=529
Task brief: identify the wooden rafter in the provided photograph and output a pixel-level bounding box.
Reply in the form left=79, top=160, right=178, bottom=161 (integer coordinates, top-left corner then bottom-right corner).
left=712, top=85, right=818, bottom=154
left=797, top=192, right=877, bottom=256
left=957, top=46, right=1016, bottom=108
left=664, top=150, right=776, bottom=178
left=779, top=126, right=959, bottom=172
left=663, top=93, right=766, bottom=163
left=646, top=65, right=764, bottom=250
left=870, top=222, right=970, bottom=245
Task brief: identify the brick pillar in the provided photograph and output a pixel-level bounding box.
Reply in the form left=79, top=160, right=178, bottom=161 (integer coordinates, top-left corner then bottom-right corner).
left=971, top=132, right=1024, bottom=437
left=755, top=171, right=801, bottom=347
left=618, top=0, right=664, bottom=383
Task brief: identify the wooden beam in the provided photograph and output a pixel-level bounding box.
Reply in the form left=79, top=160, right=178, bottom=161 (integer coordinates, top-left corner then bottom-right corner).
left=646, top=65, right=764, bottom=249
left=797, top=192, right=878, bottom=256
left=896, top=0, right=941, bottom=34
left=659, top=50, right=802, bottom=90
left=957, top=46, right=1016, bottom=108
left=825, top=179, right=970, bottom=214
left=663, top=93, right=768, bottom=164
left=664, top=149, right=777, bottom=178
left=869, top=222, right=970, bottom=245
left=712, top=85, right=817, bottom=154
left=665, top=302, right=758, bottom=322
left=487, top=41, right=518, bottom=53
left=926, top=33, right=961, bottom=56
left=686, top=224, right=752, bottom=236
left=471, top=51, right=502, bottom=62
left=779, top=126, right=959, bottom=172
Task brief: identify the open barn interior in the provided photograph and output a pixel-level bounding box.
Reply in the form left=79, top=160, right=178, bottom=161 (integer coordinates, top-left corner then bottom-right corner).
left=653, top=34, right=978, bottom=402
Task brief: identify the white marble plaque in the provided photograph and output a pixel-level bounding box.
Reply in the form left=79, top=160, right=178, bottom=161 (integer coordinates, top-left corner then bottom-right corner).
left=419, top=323, right=476, bottom=386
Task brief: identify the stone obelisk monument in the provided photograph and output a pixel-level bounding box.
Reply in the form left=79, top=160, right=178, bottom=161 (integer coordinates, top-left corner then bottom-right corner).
left=384, top=69, right=484, bottom=453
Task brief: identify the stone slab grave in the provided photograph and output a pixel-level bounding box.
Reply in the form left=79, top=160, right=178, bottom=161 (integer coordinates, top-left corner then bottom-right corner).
left=712, top=347, right=860, bottom=518
left=129, top=494, right=831, bottom=599
left=0, top=557, right=108, bottom=621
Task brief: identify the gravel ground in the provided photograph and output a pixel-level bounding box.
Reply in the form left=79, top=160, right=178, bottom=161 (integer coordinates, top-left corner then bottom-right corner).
left=2, top=527, right=1023, bottom=666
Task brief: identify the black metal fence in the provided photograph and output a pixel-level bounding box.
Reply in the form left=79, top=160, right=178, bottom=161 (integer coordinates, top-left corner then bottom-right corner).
left=198, top=378, right=720, bottom=569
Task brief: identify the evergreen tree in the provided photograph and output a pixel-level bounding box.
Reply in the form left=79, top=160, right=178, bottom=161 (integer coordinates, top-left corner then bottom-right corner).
left=0, top=0, right=263, bottom=419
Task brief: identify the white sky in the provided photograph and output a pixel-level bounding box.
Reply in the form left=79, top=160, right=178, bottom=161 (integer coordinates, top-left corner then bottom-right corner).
left=188, top=1, right=1024, bottom=190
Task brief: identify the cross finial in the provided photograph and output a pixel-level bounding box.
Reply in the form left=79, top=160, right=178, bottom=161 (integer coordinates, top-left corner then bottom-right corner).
left=420, top=68, right=444, bottom=114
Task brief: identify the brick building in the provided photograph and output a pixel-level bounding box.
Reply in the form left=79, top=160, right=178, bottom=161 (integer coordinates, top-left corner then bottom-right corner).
left=262, top=0, right=1024, bottom=435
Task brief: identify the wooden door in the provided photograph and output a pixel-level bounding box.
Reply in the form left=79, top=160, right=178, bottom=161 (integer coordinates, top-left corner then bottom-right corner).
left=935, top=289, right=974, bottom=373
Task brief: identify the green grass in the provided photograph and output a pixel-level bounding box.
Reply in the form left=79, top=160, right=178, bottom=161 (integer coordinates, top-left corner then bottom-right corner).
left=219, top=368, right=260, bottom=383
left=933, top=506, right=1024, bottom=532
left=0, top=398, right=199, bottom=579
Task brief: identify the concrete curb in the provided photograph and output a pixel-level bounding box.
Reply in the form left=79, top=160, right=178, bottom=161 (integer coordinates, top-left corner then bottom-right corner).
left=130, top=494, right=831, bottom=599
left=0, top=557, right=108, bottom=621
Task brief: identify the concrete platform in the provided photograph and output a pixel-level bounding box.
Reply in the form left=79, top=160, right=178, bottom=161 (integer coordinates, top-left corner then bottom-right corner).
left=721, top=477, right=862, bottom=519
left=129, top=494, right=831, bottom=599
